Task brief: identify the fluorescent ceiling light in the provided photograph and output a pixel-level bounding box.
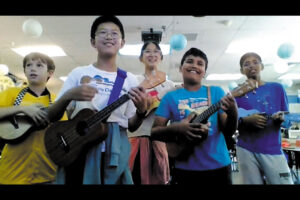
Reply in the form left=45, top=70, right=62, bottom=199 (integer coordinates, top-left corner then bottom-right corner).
left=119, top=44, right=170, bottom=56
left=225, top=38, right=276, bottom=57
left=206, top=73, right=243, bottom=81
left=273, top=60, right=289, bottom=73
left=278, top=73, right=300, bottom=80
left=11, top=45, right=66, bottom=57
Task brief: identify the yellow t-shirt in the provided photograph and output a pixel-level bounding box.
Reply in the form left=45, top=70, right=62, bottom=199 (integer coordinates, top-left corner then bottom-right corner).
left=0, top=87, right=67, bottom=184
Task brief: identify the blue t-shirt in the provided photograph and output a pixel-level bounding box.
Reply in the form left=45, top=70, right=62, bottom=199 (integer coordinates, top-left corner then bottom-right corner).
left=155, top=86, right=231, bottom=171
left=235, top=82, right=288, bottom=155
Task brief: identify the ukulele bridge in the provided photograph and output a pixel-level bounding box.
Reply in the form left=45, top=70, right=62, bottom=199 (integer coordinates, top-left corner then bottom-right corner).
left=59, top=135, right=70, bottom=152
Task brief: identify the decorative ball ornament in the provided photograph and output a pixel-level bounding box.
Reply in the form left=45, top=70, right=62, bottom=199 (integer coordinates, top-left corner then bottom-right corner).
left=170, top=34, right=187, bottom=51
left=228, top=81, right=238, bottom=91
left=22, top=19, right=43, bottom=38
left=277, top=43, right=294, bottom=59
left=281, top=79, right=293, bottom=89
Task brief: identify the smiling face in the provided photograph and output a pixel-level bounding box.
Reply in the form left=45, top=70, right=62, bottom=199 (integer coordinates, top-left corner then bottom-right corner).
left=180, top=55, right=206, bottom=85
left=140, top=42, right=162, bottom=70
left=91, top=22, right=125, bottom=58
left=240, top=55, right=264, bottom=80
left=24, top=58, right=53, bottom=86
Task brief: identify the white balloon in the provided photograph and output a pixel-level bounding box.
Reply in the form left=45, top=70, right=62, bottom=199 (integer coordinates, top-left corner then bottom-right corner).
left=22, top=19, right=43, bottom=38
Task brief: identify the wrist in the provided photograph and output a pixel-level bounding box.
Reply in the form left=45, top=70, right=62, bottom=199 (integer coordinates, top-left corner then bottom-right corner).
left=136, top=109, right=147, bottom=118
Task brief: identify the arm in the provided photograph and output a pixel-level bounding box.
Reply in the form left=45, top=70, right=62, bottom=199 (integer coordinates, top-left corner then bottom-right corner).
left=127, top=86, right=148, bottom=132
left=47, top=85, right=98, bottom=122
left=0, top=104, right=49, bottom=127
left=151, top=114, right=207, bottom=143
left=219, top=94, right=238, bottom=137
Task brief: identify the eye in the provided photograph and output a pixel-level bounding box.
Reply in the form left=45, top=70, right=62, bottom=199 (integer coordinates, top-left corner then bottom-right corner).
left=112, top=31, right=119, bottom=37
left=197, top=61, right=205, bottom=66
left=243, top=62, right=250, bottom=67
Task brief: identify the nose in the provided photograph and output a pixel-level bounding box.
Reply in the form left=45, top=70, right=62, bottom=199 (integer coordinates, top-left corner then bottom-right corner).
left=105, top=32, right=113, bottom=39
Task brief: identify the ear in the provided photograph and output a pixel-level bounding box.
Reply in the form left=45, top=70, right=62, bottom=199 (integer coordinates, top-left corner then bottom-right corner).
left=261, top=63, right=264, bottom=71
left=47, top=70, right=54, bottom=80
left=240, top=67, right=245, bottom=75
left=179, top=65, right=183, bottom=73
left=120, top=39, right=125, bottom=49
left=90, top=38, right=96, bottom=48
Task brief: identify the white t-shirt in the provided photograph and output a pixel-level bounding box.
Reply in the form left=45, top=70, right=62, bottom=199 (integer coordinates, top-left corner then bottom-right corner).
left=128, top=74, right=175, bottom=138
left=57, top=64, right=138, bottom=128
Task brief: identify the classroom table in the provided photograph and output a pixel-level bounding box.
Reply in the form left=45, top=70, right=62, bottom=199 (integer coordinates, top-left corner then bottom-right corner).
left=282, top=146, right=300, bottom=183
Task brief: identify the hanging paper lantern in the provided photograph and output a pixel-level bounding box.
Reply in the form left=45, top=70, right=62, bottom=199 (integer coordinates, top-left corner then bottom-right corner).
left=22, top=19, right=43, bottom=38
left=281, top=79, right=293, bottom=89
left=170, top=34, right=187, bottom=51
left=228, top=81, right=238, bottom=91
left=277, top=43, right=294, bottom=59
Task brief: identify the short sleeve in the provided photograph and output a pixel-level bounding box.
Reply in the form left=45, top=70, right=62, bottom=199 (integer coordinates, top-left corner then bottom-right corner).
left=155, top=92, right=171, bottom=119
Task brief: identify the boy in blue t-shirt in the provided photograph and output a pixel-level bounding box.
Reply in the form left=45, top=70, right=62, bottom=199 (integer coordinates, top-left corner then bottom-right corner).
left=151, top=48, right=238, bottom=185
left=235, top=52, right=293, bottom=184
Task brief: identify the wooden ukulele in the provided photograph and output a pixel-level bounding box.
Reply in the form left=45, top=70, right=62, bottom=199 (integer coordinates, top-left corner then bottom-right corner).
left=44, top=71, right=167, bottom=167
left=44, top=94, right=130, bottom=167
left=166, top=79, right=258, bottom=160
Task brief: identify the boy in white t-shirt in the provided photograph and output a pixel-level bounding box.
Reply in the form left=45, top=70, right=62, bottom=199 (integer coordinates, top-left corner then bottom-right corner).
left=46, top=16, right=147, bottom=184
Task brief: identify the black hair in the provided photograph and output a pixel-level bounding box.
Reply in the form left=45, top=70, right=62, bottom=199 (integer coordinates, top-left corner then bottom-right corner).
left=90, top=15, right=125, bottom=40
left=180, top=47, right=208, bottom=70
left=239, top=52, right=262, bottom=68
left=139, top=41, right=163, bottom=60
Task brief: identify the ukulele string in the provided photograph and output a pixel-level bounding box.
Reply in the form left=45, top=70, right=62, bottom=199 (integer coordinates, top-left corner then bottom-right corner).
left=47, top=94, right=130, bottom=150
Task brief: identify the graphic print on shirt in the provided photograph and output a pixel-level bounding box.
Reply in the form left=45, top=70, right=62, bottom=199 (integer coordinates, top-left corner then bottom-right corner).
left=178, top=97, right=209, bottom=119
left=79, top=75, right=127, bottom=111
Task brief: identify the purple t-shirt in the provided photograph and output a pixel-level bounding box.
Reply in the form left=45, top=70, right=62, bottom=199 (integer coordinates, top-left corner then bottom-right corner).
left=235, top=82, right=288, bottom=155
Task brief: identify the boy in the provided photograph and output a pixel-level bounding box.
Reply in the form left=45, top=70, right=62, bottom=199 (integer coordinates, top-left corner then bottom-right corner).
left=235, top=52, right=293, bottom=184
left=151, top=47, right=238, bottom=185
left=46, top=15, right=147, bottom=184
left=0, top=52, right=63, bottom=184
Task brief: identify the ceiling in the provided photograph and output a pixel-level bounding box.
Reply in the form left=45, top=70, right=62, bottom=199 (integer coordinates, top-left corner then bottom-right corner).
left=1, top=15, right=300, bottom=95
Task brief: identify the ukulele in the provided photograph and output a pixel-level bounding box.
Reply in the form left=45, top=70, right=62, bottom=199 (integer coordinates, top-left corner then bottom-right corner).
left=44, top=73, right=166, bottom=167
left=44, top=94, right=130, bottom=167
left=0, top=107, right=48, bottom=144
left=166, top=79, right=258, bottom=160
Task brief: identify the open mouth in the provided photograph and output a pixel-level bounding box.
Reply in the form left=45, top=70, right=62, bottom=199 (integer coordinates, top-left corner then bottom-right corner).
left=187, top=69, right=200, bottom=74
left=30, top=74, right=38, bottom=78
left=103, top=42, right=114, bottom=46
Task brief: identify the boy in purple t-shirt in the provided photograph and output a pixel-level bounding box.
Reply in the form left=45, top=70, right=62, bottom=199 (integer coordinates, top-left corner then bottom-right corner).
left=235, top=52, right=293, bottom=184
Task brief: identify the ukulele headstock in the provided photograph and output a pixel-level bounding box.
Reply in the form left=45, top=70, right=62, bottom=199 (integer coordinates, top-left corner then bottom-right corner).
left=230, top=79, right=258, bottom=98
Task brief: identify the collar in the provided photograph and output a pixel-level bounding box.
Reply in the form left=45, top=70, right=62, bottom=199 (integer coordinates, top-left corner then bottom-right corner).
left=27, top=87, right=50, bottom=97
